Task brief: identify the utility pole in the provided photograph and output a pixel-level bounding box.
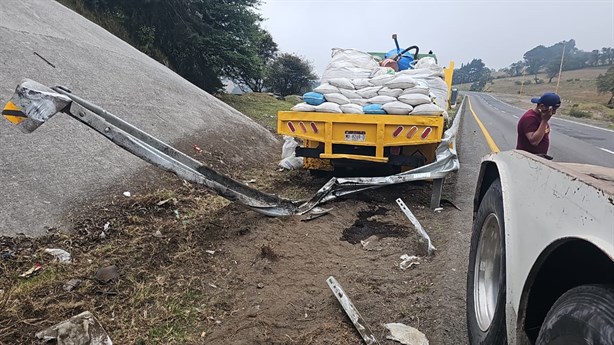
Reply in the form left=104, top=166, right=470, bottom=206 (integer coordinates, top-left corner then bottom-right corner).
left=555, top=43, right=566, bottom=93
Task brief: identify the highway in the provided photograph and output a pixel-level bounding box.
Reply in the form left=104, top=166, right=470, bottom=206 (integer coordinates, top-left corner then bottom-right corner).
left=465, top=93, right=614, bottom=168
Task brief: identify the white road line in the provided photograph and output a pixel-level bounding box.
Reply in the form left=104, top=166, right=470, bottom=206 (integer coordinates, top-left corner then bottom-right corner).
left=599, top=147, right=614, bottom=155
left=553, top=117, right=614, bottom=133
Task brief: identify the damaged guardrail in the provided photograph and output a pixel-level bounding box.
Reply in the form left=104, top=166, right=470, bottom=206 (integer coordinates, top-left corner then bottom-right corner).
left=3, top=79, right=462, bottom=217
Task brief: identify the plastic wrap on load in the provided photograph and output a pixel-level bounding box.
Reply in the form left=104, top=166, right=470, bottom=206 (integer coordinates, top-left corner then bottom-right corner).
left=382, top=101, right=413, bottom=115
left=321, top=48, right=380, bottom=83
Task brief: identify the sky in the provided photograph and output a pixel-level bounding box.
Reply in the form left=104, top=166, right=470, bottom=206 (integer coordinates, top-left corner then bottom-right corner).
left=257, top=0, right=614, bottom=78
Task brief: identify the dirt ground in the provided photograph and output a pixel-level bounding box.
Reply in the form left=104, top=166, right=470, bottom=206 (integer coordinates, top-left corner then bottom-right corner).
left=0, top=140, right=474, bottom=344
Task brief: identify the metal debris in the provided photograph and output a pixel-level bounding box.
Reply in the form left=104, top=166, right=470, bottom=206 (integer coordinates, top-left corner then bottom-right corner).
left=327, top=276, right=379, bottom=345
left=396, top=198, right=436, bottom=255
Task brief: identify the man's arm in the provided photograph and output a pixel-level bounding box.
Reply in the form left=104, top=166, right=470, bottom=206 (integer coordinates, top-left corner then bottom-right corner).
left=525, top=120, right=549, bottom=146
left=525, top=109, right=553, bottom=146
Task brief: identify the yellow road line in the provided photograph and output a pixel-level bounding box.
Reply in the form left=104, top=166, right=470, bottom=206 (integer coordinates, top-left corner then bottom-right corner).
left=468, top=97, right=500, bottom=153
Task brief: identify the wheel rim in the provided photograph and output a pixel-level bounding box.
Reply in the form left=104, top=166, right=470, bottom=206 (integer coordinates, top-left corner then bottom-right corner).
left=473, top=213, right=503, bottom=332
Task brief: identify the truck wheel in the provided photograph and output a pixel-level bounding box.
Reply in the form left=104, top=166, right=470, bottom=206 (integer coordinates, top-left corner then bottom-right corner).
left=536, top=285, right=614, bottom=345
left=467, top=178, right=507, bottom=344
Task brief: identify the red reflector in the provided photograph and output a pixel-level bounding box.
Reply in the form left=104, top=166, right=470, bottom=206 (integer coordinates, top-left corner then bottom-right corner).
left=310, top=122, right=318, bottom=134
left=287, top=122, right=296, bottom=132
left=407, top=126, right=418, bottom=139
left=392, top=126, right=404, bottom=138
left=421, top=127, right=432, bottom=139
left=299, top=121, right=307, bottom=133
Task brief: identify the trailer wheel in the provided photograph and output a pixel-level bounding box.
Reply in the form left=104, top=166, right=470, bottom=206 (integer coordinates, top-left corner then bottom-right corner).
left=467, top=178, right=507, bottom=344
left=536, top=285, right=614, bottom=345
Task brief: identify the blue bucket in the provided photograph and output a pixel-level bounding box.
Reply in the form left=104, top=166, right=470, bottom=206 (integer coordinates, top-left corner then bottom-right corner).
left=385, top=49, right=414, bottom=71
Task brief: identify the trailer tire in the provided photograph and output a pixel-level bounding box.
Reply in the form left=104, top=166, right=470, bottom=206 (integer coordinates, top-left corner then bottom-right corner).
left=536, top=285, right=614, bottom=345
left=467, top=178, right=507, bottom=344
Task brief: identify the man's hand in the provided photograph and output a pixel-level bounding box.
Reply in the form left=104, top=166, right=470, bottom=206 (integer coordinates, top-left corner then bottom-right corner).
left=540, top=107, right=554, bottom=122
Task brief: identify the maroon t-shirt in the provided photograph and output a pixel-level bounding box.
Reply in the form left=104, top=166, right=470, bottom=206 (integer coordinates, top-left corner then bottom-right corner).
left=516, top=109, right=549, bottom=154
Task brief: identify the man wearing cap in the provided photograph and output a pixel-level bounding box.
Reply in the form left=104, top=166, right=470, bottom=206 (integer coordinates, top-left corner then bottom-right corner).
left=516, top=92, right=561, bottom=155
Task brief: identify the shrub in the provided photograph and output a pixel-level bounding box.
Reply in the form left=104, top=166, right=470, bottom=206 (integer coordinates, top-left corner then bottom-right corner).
left=568, top=107, right=591, bottom=118
left=514, top=81, right=522, bottom=85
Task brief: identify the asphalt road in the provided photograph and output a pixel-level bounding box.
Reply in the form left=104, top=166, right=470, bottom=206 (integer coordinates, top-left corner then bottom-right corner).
left=465, top=93, right=614, bottom=168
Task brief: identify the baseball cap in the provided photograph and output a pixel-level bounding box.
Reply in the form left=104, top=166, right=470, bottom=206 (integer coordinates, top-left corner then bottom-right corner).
left=531, top=92, right=561, bottom=107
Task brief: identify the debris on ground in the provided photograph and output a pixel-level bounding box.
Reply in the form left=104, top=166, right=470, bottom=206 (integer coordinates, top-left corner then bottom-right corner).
left=326, top=276, right=379, bottom=345
left=396, top=198, right=437, bottom=255
left=399, top=255, right=420, bottom=270
left=35, top=311, right=113, bottom=345
left=44, top=248, right=72, bottom=263
left=63, top=278, right=82, bottom=292
left=301, top=207, right=333, bottom=221
left=95, top=265, right=119, bottom=284
left=19, top=262, right=43, bottom=278
left=384, top=322, right=429, bottom=345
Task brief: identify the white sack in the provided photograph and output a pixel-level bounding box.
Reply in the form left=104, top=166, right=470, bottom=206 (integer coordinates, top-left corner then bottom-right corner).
left=382, top=101, right=414, bottom=115
left=351, top=78, right=373, bottom=89
left=314, top=83, right=340, bottom=94
left=398, top=93, right=432, bottom=106
left=321, top=48, right=380, bottom=82
left=339, top=88, right=362, bottom=100
left=324, top=93, right=351, bottom=105
left=291, top=103, right=316, bottom=112
left=315, top=102, right=342, bottom=113
left=370, top=74, right=396, bottom=86
left=350, top=98, right=369, bottom=106
left=356, top=86, right=382, bottom=99
left=328, top=78, right=355, bottom=90
left=367, top=95, right=397, bottom=105
left=385, top=75, right=417, bottom=89
left=378, top=87, right=403, bottom=98
left=410, top=103, right=445, bottom=115
left=340, top=103, right=364, bottom=114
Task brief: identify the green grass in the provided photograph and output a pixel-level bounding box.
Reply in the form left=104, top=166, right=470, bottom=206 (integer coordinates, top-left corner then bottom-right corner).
left=215, top=93, right=300, bottom=131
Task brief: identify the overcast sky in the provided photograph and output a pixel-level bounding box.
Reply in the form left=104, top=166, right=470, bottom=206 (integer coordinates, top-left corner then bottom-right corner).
left=257, top=0, right=614, bottom=78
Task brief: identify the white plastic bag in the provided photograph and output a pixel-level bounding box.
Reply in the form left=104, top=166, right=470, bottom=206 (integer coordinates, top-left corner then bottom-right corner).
left=382, top=101, right=413, bottom=115
left=398, top=93, right=432, bottom=106
left=340, top=103, right=364, bottom=114
left=281, top=135, right=299, bottom=159
left=324, top=93, right=351, bottom=105
left=279, top=136, right=303, bottom=170
left=321, top=48, right=380, bottom=82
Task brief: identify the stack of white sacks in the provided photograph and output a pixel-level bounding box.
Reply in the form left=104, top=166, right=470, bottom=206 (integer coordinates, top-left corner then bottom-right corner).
left=291, top=48, right=449, bottom=120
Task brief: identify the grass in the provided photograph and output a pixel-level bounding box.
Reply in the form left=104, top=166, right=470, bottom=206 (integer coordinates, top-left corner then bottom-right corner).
left=215, top=93, right=300, bottom=131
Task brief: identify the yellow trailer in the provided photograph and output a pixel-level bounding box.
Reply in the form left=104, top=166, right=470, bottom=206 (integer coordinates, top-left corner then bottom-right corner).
left=277, top=61, right=454, bottom=174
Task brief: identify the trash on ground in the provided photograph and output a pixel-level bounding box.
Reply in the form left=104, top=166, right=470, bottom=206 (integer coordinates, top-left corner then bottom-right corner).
left=19, top=263, right=43, bottom=278
left=193, top=144, right=202, bottom=153
left=326, top=276, right=379, bottom=345
left=153, top=230, right=163, bottom=238
left=95, top=265, right=119, bottom=284
left=434, top=207, right=443, bottom=213
left=384, top=322, right=429, bottom=345
left=44, top=248, right=72, bottom=263
left=156, top=198, right=176, bottom=206
left=205, top=250, right=215, bottom=255
left=103, top=222, right=110, bottom=231
left=244, top=179, right=257, bottom=184
left=396, top=198, right=436, bottom=255
left=35, top=311, right=113, bottom=345
left=2, top=251, right=14, bottom=260
left=123, top=191, right=131, bottom=197
left=399, top=255, right=420, bottom=270
left=301, top=207, right=333, bottom=221
left=63, top=278, right=82, bottom=292
left=360, top=236, right=383, bottom=251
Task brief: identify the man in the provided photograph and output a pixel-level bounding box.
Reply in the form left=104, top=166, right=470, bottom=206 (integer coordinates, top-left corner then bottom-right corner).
left=516, top=92, right=561, bottom=156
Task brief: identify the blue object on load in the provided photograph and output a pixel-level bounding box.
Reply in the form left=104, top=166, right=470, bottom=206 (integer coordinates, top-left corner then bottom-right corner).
left=385, top=49, right=414, bottom=71
left=363, top=104, right=387, bottom=114
left=303, top=92, right=325, bottom=106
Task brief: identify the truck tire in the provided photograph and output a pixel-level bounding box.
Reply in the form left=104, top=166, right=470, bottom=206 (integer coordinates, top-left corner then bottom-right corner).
left=467, top=178, right=507, bottom=344
left=536, top=285, right=614, bottom=345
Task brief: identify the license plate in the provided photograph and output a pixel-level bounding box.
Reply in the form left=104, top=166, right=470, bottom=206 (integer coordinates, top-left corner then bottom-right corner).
left=345, top=131, right=366, bottom=142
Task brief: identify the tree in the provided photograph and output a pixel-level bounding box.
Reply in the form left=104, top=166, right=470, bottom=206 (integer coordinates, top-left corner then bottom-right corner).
left=452, top=58, right=487, bottom=85
left=596, top=66, right=614, bottom=107
left=265, top=53, right=318, bottom=97
left=77, top=0, right=269, bottom=93
left=224, top=28, right=278, bottom=92
left=524, top=45, right=549, bottom=76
